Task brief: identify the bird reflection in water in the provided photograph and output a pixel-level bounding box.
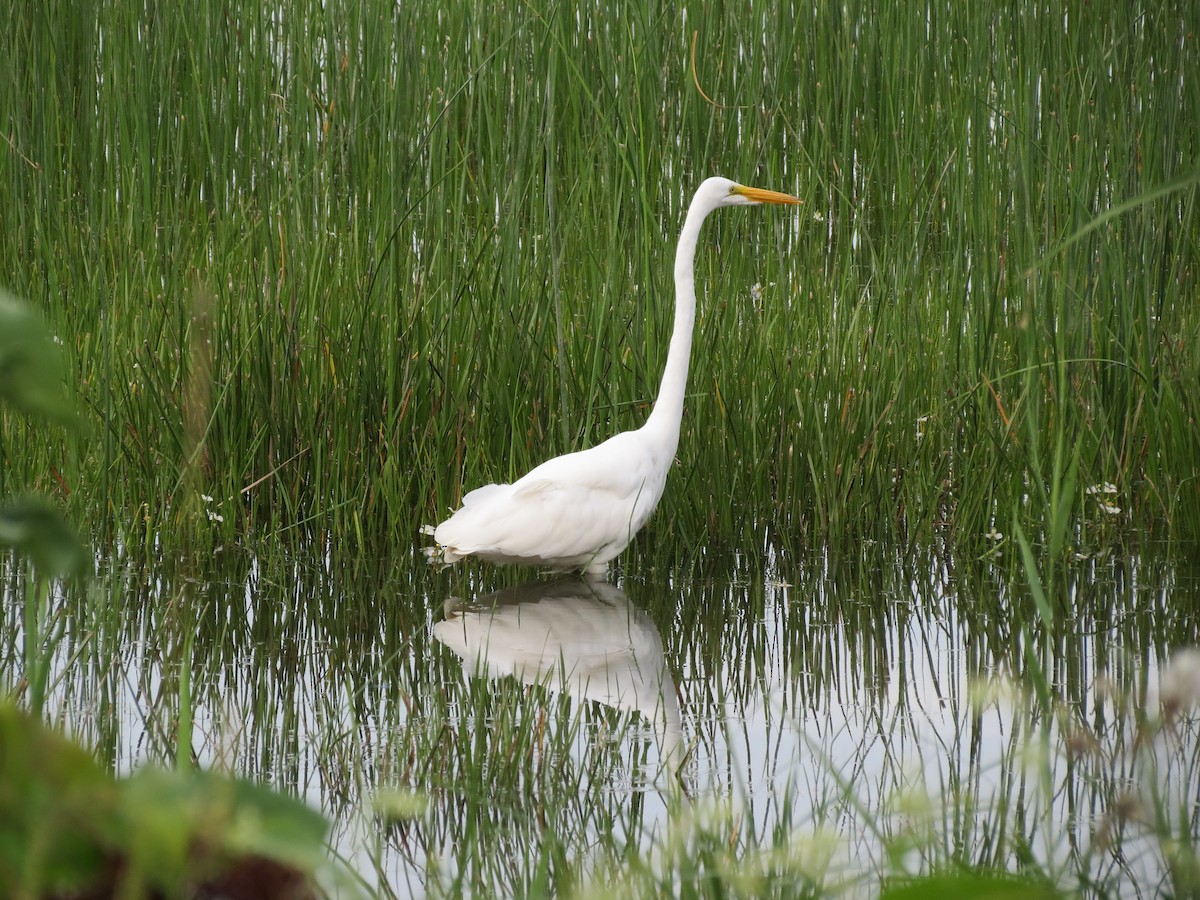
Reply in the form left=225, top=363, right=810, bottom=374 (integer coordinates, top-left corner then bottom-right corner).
left=432, top=577, right=686, bottom=784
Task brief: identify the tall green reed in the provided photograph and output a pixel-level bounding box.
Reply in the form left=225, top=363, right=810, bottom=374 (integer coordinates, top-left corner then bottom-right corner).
left=0, top=0, right=1196, bottom=567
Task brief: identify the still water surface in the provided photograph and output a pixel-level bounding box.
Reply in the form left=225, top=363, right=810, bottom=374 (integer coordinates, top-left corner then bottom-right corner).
left=7, top=541, right=1200, bottom=895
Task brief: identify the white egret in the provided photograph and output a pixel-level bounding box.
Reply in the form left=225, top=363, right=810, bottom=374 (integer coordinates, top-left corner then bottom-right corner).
left=425, top=176, right=800, bottom=575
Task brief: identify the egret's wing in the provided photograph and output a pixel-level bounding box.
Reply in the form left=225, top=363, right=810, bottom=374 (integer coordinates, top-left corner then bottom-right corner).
left=434, top=430, right=665, bottom=567
left=460, top=483, right=508, bottom=507
left=444, top=479, right=635, bottom=563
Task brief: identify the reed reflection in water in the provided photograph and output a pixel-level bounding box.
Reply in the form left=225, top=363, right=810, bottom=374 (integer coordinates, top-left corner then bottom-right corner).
left=5, top=543, right=1200, bottom=895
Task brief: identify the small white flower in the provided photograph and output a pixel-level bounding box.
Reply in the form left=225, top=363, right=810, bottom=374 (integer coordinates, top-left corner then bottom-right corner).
left=812, top=211, right=825, bottom=222
left=206, top=511, right=224, bottom=523
left=1098, top=502, right=1121, bottom=516
left=1085, top=482, right=1118, bottom=496
left=750, top=282, right=764, bottom=302
left=985, top=527, right=1003, bottom=541
left=201, top=494, right=214, bottom=504
left=915, top=415, right=930, bottom=442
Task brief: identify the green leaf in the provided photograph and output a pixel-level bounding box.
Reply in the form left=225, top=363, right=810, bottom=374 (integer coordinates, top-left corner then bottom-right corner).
left=116, top=767, right=331, bottom=884
left=0, top=703, right=332, bottom=896
left=882, top=869, right=1063, bottom=899
left=0, top=496, right=86, bottom=577
left=217, top=773, right=332, bottom=870
left=0, top=291, right=74, bottom=426
left=0, top=704, right=115, bottom=895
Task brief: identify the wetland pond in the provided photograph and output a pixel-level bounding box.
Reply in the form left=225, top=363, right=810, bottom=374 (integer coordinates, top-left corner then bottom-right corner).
left=8, top=539, right=1200, bottom=897
left=3, top=1, right=1198, bottom=895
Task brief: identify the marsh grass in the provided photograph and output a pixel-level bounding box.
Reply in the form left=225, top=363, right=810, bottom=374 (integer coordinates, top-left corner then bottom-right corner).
left=4, top=0, right=1200, bottom=896
left=0, top=0, right=1197, bottom=565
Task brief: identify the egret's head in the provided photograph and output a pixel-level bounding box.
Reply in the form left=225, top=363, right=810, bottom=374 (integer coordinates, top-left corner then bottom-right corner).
left=697, top=176, right=802, bottom=209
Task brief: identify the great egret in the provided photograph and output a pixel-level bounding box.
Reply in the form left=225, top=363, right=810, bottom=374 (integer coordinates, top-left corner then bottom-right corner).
left=425, top=176, right=800, bottom=575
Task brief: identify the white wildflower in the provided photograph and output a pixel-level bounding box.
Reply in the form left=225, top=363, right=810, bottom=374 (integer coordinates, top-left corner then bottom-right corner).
left=1098, top=502, right=1121, bottom=516
left=1085, top=482, right=1118, bottom=496
left=985, top=527, right=1003, bottom=541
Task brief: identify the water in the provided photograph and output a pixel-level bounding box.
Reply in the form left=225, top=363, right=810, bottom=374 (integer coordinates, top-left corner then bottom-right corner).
left=5, top=540, right=1200, bottom=896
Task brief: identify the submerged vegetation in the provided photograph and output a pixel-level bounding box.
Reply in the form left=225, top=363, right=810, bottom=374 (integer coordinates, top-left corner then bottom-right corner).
left=2, top=0, right=1200, bottom=897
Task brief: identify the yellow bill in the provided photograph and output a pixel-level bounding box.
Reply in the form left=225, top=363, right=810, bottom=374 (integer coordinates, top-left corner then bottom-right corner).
left=733, top=185, right=802, bottom=205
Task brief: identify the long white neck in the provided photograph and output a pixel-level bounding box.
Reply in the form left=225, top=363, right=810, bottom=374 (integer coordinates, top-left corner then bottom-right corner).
left=641, top=198, right=713, bottom=456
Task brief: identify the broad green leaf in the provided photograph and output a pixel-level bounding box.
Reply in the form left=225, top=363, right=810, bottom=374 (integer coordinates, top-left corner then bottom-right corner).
left=0, top=292, right=74, bottom=426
